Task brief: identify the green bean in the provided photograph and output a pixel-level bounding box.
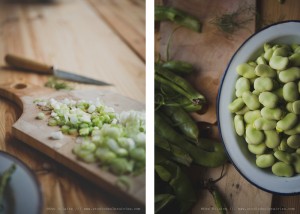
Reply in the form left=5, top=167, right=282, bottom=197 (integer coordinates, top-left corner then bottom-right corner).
left=261, top=107, right=283, bottom=120
left=291, top=153, right=300, bottom=173
left=254, top=77, right=274, bottom=92
left=274, top=150, right=292, bottom=164
left=259, top=92, right=279, bottom=108
left=264, top=130, right=280, bottom=149
left=287, top=135, right=300, bottom=149
left=155, top=6, right=202, bottom=32
left=255, top=64, right=277, bottom=77
left=289, top=53, right=300, bottom=66
left=242, top=91, right=260, bottom=110
left=228, top=98, right=245, bottom=113
left=263, top=48, right=274, bottom=61
left=283, top=82, right=299, bottom=102
left=236, top=63, right=256, bottom=78
left=292, top=100, right=300, bottom=114
left=162, top=106, right=199, bottom=142
left=245, top=125, right=265, bottom=145
left=253, top=118, right=276, bottom=130
left=271, top=162, right=294, bottom=177
left=256, top=154, right=275, bottom=168
left=269, top=55, right=289, bottom=70
left=272, top=47, right=290, bottom=57
left=235, top=77, right=250, bottom=97
left=284, top=123, right=300, bottom=135
left=235, top=106, right=249, bottom=115
left=162, top=60, right=194, bottom=75
left=248, top=143, right=267, bottom=155
left=256, top=56, right=267, bottom=65
left=278, top=67, right=300, bottom=83
left=244, top=110, right=261, bottom=124
left=276, top=113, right=298, bottom=132
left=234, top=115, right=244, bottom=136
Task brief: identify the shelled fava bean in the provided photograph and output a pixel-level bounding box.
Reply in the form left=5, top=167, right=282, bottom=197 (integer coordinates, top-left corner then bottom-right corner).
left=228, top=43, right=300, bottom=177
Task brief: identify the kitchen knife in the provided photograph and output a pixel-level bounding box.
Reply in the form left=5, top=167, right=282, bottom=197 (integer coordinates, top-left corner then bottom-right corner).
left=4, top=54, right=112, bottom=86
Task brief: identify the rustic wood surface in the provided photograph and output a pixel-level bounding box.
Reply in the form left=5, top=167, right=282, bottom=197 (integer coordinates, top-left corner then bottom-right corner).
left=156, top=0, right=300, bottom=213
left=0, top=0, right=145, bottom=213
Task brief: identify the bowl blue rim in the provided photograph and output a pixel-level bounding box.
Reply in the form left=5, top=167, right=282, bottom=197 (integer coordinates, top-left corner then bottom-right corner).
left=217, top=20, right=300, bottom=196
left=0, top=150, right=43, bottom=213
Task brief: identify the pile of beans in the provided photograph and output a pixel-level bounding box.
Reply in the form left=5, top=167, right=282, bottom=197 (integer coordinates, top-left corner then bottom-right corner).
left=229, top=43, right=300, bottom=177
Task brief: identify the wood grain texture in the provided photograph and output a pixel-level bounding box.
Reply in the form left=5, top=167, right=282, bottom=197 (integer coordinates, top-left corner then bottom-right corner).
left=0, top=0, right=145, bottom=213
left=88, top=0, right=146, bottom=61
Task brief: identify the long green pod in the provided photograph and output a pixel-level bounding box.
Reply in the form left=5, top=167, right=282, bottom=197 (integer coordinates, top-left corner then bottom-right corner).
left=155, top=160, right=197, bottom=213
left=0, top=164, right=16, bottom=206
left=155, top=6, right=202, bottom=32
left=155, top=194, right=176, bottom=213
left=155, top=134, right=193, bottom=166
left=155, top=114, right=227, bottom=167
left=162, top=106, right=199, bottom=142
left=162, top=60, right=194, bottom=75
left=155, top=68, right=206, bottom=105
left=210, top=189, right=228, bottom=214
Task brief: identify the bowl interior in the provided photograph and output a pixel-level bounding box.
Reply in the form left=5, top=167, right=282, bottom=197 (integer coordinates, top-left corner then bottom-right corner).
left=218, top=21, right=300, bottom=194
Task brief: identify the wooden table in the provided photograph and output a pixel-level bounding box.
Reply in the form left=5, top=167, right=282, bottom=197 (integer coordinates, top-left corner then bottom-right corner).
left=0, top=0, right=145, bottom=213
left=156, top=0, right=300, bottom=213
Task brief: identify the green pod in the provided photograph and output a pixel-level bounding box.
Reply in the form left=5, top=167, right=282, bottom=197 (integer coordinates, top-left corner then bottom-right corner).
left=269, top=55, right=289, bottom=70
left=289, top=53, right=300, bottom=66
left=155, top=6, right=202, bottom=32
left=242, top=91, right=260, bottom=110
left=244, top=110, right=261, bottom=124
left=254, top=64, right=276, bottom=77
left=155, top=114, right=227, bottom=167
left=264, top=130, right=280, bottom=149
left=261, top=107, right=283, bottom=120
left=274, top=150, right=293, bottom=164
left=248, top=143, right=267, bottom=155
left=236, top=63, right=256, bottom=79
left=245, top=125, right=265, bottom=145
left=271, top=162, right=294, bottom=177
left=228, top=97, right=245, bottom=113
left=256, top=154, right=275, bottom=168
left=278, top=67, right=300, bottom=83
left=283, top=82, right=299, bottom=102
left=234, top=115, right=245, bottom=136
left=259, top=92, right=279, bottom=108
left=276, top=113, right=298, bottom=132
left=253, top=77, right=274, bottom=92
left=162, top=61, right=194, bottom=75
left=253, top=118, right=276, bottom=130
left=235, top=77, right=251, bottom=97
left=287, top=135, right=300, bottom=149
left=162, top=106, right=199, bottom=142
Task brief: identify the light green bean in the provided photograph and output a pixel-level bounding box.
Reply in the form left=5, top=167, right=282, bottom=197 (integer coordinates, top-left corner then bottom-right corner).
left=242, top=91, right=260, bottom=110
left=256, top=154, right=275, bottom=168
left=271, top=162, right=294, bottom=177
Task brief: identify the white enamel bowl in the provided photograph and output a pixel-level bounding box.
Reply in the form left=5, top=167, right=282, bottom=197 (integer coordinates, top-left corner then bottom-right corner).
left=218, top=21, right=300, bottom=194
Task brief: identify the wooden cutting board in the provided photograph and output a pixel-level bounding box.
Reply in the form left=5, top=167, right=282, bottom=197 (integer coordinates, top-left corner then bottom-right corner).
left=158, top=0, right=273, bottom=212
left=0, top=82, right=145, bottom=206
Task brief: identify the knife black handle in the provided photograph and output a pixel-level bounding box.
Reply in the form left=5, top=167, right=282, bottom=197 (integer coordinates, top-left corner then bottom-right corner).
left=5, top=54, right=54, bottom=74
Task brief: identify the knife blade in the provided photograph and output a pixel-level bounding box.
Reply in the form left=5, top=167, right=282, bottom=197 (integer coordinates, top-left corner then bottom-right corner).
left=4, top=54, right=112, bottom=86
